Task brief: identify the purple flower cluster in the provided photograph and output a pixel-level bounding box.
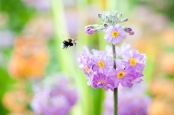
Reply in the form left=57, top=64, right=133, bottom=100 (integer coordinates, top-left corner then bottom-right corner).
left=31, top=74, right=78, bottom=115
left=103, top=82, right=151, bottom=115
left=78, top=43, right=146, bottom=90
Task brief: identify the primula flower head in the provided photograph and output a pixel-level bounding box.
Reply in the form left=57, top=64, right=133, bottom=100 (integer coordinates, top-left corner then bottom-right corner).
left=82, top=10, right=146, bottom=91
left=104, top=24, right=126, bottom=45
left=92, top=50, right=113, bottom=73
left=122, top=49, right=146, bottom=72
left=78, top=44, right=146, bottom=90
left=109, top=61, right=134, bottom=88
left=91, top=71, right=114, bottom=91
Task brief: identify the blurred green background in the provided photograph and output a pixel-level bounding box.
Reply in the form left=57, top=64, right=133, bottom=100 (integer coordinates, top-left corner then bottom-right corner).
left=0, top=0, right=174, bottom=115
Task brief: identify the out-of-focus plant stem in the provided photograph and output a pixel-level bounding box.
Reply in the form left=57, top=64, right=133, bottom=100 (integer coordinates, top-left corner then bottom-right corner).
left=50, top=0, right=92, bottom=115
left=50, top=0, right=81, bottom=115
left=50, top=0, right=71, bottom=73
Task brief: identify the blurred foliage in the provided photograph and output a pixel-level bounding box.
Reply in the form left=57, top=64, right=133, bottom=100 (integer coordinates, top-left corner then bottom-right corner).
left=46, top=38, right=59, bottom=75
left=129, top=0, right=174, bottom=22
left=0, top=67, right=15, bottom=115
left=0, top=0, right=34, bottom=33
left=164, top=45, right=174, bottom=53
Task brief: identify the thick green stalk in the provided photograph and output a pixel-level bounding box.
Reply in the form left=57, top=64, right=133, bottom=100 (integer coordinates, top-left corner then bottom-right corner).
left=112, top=44, right=118, bottom=115
left=51, top=1, right=92, bottom=115
left=50, top=0, right=72, bottom=73
left=50, top=0, right=81, bottom=115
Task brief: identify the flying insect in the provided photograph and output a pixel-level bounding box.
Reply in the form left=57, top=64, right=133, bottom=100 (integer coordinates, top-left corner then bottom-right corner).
left=61, top=39, right=76, bottom=49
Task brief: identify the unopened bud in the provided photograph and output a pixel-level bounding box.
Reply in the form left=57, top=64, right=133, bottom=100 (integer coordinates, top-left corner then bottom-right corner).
left=120, top=18, right=128, bottom=23
left=104, top=23, right=108, bottom=27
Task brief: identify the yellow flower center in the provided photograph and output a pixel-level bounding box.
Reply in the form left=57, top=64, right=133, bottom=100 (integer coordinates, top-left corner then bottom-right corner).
left=98, top=60, right=105, bottom=68
left=117, top=71, right=125, bottom=78
left=112, top=31, right=119, bottom=38
left=129, top=58, right=137, bottom=66
left=85, top=66, right=90, bottom=73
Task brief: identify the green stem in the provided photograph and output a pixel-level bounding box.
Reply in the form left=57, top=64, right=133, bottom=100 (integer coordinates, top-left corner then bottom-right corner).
left=51, top=1, right=92, bottom=115
left=112, top=44, right=118, bottom=115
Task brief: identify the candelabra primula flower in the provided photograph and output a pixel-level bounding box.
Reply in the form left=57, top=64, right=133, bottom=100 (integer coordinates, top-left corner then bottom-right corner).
left=31, top=74, right=78, bottom=115
left=109, top=61, right=134, bottom=88
left=91, top=71, right=114, bottom=91
left=82, top=10, right=146, bottom=92
left=78, top=43, right=146, bottom=90
left=104, top=24, right=126, bottom=45
left=122, top=49, right=146, bottom=72
left=92, top=50, right=113, bottom=73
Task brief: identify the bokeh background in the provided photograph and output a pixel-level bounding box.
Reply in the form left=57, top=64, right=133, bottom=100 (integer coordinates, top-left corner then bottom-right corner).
left=0, top=0, right=174, bottom=115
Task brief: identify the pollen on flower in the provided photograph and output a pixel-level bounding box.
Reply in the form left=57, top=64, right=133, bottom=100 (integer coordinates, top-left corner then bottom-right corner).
left=112, top=31, right=119, bottom=38
left=117, top=71, right=125, bottom=78
left=85, top=66, right=90, bottom=73
left=130, top=58, right=137, bottom=66
left=98, top=60, right=105, bottom=68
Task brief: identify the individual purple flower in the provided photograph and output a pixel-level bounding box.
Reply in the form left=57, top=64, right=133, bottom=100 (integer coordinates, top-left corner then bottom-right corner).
left=109, top=60, right=134, bottom=88
left=31, top=74, right=78, bottom=115
left=91, top=71, right=114, bottom=91
left=77, top=46, right=94, bottom=76
left=122, top=49, right=146, bottom=72
left=92, top=49, right=113, bottom=73
left=103, top=82, right=151, bottom=115
left=104, top=24, right=126, bottom=45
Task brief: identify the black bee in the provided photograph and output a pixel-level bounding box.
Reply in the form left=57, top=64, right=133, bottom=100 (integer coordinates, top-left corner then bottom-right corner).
left=61, top=39, right=76, bottom=49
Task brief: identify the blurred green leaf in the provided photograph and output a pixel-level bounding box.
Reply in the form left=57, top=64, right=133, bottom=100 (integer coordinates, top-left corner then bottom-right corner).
left=0, top=67, right=15, bottom=115
left=45, top=38, right=59, bottom=75
left=92, top=88, right=105, bottom=115
left=0, top=0, right=34, bottom=33
left=164, top=45, right=174, bottom=53
left=144, top=58, right=155, bottom=83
